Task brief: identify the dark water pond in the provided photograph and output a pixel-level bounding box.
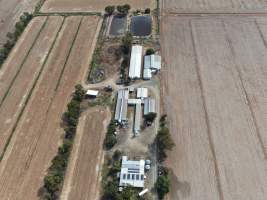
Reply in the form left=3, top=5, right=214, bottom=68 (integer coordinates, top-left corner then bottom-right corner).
left=130, top=15, right=152, bottom=36
left=109, top=15, right=127, bottom=36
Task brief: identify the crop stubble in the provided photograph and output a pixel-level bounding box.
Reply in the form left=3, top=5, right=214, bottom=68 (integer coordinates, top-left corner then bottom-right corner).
left=161, top=16, right=267, bottom=200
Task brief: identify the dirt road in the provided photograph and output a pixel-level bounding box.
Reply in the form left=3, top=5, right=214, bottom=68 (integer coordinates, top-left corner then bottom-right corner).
left=0, top=16, right=101, bottom=200
left=0, top=0, right=38, bottom=47
left=161, top=15, right=267, bottom=200
left=41, top=0, right=155, bottom=13
left=61, top=107, right=111, bottom=200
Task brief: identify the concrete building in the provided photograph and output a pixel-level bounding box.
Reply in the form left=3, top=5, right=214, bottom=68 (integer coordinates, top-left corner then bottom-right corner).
left=137, top=87, right=148, bottom=99
left=144, top=98, right=156, bottom=115
left=119, top=156, right=145, bottom=188
left=129, top=45, right=143, bottom=79
left=115, top=89, right=129, bottom=124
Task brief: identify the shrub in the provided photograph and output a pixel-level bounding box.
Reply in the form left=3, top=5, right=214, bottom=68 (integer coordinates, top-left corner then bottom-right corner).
left=117, top=4, right=131, bottom=15
left=155, top=175, right=170, bottom=200
left=145, top=8, right=151, bottom=14
left=146, top=48, right=155, bottom=55
left=144, top=112, right=157, bottom=125
left=105, top=6, right=115, bottom=15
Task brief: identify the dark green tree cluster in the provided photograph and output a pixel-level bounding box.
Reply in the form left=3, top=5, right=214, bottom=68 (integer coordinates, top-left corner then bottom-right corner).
left=144, top=112, right=157, bottom=125
left=144, top=8, right=151, bottom=14
left=145, top=48, right=155, bottom=55
left=41, top=85, right=85, bottom=200
left=155, top=170, right=170, bottom=200
left=105, top=6, right=115, bottom=15
left=0, top=12, right=32, bottom=67
left=117, top=4, right=131, bottom=15
left=120, top=56, right=129, bottom=83
left=104, top=120, right=117, bottom=150
left=122, top=32, right=133, bottom=54
left=156, top=115, right=175, bottom=162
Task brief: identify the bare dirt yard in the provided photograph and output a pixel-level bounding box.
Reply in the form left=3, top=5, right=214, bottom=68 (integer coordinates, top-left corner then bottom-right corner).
left=161, top=15, right=267, bottom=200
left=162, top=0, right=267, bottom=13
left=41, top=0, right=155, bottom=13
left=0, top=16, right=63, bottom=156
left=61, top=107, right=111, bottom=200
left=0, top=0, right=38, bottom=47
left=0, top=15, right=101, bottom=200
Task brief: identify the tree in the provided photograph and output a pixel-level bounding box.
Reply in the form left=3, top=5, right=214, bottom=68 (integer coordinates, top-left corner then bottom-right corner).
left=105, top=6, right=115, bottom=15
left=146, top=48, right=155, bottom=55
left=144, top=8, right=151, bottom=14
left=117, top=4, right=131, bottom=15
left=122, top=32, right=133, bottom=54
left=144, top=112, right=157, bottom=125
left=155, top=175, right=170, bottom=200
left=104, top=133, right=117, bottom=150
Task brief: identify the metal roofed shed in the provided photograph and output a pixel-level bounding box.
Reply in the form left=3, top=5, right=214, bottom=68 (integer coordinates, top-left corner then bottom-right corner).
left=137, top=87, right=148, bottom=99
left=85, top=89, right=99, bottom=97
left=119, top=156, right=145, bottom=188
left=144, top=54, right=161, bottom=71
left=115, top=89, right=129, bottom=124
left=144, top=98, right=156, bottom=115
left=143, top=68, right=152, bottom=80
left=134, top=103, right=142, bottom=136
left=128, top=99, right=142, bottom=105
left=129, top=45, right=143, bottom=79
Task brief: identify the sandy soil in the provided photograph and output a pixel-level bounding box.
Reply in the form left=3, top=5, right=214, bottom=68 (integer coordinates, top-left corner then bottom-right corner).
left=0, top=15, right=101, bottom=200
left=0, top=0, right=38, bottom=47
left=61, top=107, right=111, bottom=200
left=41, top=0, right=155, bottom=13
left=162, top=0, right=267, bottom=13
left=161, top=15, right=267, bottom=200
left=0, top=16, right=63, bottom=156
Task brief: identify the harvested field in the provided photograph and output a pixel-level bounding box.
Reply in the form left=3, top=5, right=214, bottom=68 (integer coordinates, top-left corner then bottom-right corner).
left=0, top=0, right=37, bottom=47
left=0, top=15, right=101, bottom=200
left=0, top=16, right=63, bottom=156
left=61, top=107, right=111, bottom=200
left=162, top=0, right=267, bottom=13
left=161, top=15, right=267, bottom=200
left=41, top=0, right=155, bottom=13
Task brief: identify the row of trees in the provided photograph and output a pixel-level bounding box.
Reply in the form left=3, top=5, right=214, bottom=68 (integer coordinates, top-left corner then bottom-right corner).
left=104, top=120, right=117, bottom=150
left=0, top=12, right=33, bottom=67
left=105, top=4, right=131, bottom=16
left=41, top=85, right=85, bottom=200
left=154, top=115, right=174, bottom=199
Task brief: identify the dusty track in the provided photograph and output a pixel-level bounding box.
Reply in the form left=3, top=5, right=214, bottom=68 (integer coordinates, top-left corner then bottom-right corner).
left=41, top=0, right=155, bottom=13
left=0, top=16, right=63, bottom=157
left=0, top=15, right=101, bottom=200
left=61, top=107, right=111, bottom=200
left=161, top=15, right=267, bottom=200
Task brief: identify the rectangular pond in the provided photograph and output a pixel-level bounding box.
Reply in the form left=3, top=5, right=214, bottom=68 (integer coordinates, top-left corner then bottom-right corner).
left=109, top=15, right=127, bottom=36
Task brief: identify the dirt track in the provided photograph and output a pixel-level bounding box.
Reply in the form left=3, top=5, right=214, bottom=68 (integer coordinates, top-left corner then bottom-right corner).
left=0, top=16, right=63, bottom=156
left=0, top=15, right=101, bottom=200
left=41, top=0, right=155, bottom=12
left=161, top=15, right=267, bottom=200
left=61, top=107, right=111, bottom=200
left=0, top=0, right=37, bottom=47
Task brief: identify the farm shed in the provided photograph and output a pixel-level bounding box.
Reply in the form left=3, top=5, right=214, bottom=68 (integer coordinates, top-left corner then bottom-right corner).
left=115, top=89, right=129, bottom=123
left=144, top=98, right=156, bottom=115
left=134, top=103, right=142, bottom=135
left=85, top=89, right=99, bottom=97
left=144, top=54, right=161, bottom=71
left=137, top=87, right=148, bottom=99
left=128, top=99, right=142, bottom=105
left=143, top=68, right=152, bottom=80
left=129, top=45, right=143, bottom=79
left=119, top=156, right=145, bottom=188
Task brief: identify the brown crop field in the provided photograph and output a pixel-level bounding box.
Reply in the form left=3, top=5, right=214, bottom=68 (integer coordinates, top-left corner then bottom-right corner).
left=0, top=16, right=63, bottom=156
left=0, top=15, right=101, bottom=200
left=41, top=0, right=155, bottom=13
left=161, top=15, right=267, bottom=200
left=162, top=0, right=267, bottom=13
left=61, top=107, right=111, bottom=200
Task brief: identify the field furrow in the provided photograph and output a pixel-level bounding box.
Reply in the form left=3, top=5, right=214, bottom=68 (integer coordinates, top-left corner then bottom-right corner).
left=0, top=16, right=63, bottom=157
left=0, top=16, right=101, bottom=200
left=0, top=17, right=47, bottom=103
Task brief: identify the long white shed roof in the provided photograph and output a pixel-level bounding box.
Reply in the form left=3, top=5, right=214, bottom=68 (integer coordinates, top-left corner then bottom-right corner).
left=129, top=45, right=143, bottom=79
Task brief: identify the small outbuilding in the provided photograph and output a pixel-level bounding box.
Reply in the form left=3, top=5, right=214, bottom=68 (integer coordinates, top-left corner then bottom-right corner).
left=144, top=98, right=156, bottom=115
left=137, top=88, right=148, bottom=99
left=85, top=89, right=99, bottom=97
left=144, top=54, right=161, bottom=71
